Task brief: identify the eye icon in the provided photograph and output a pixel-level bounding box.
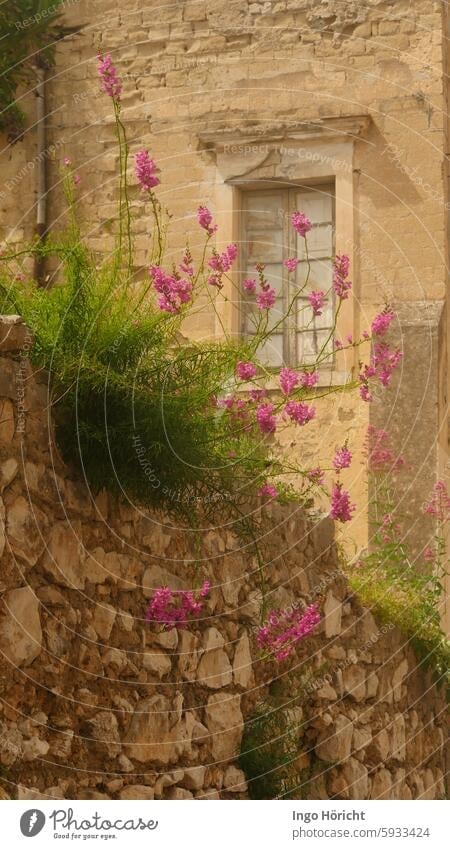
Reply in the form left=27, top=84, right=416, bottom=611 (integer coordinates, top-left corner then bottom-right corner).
left=20, top=810, right=46, bottom=837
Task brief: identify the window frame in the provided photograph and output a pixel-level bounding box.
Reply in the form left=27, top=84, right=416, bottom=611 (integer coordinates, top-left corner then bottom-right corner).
left=239, top=180, right=336, bottom=370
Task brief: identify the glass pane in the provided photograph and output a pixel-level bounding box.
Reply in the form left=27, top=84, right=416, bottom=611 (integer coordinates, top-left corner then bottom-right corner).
left=245, top=297, right=284, bottom=333
left=295, top=190, right=333, bottom=224
left=246, top=193, right=284, bottom=229
left=247, top=230, right=284, bottom=263
left=298, top=299, right=334, bottom=330
left=257, top=334, right=284, bottom=368
left=302, top=223, right=333, bottom=259
left=244, top=264, right=283, bottom=296
left=297, top=259, right=332, bottom=292
left=297, top=329, right=333, bottom=364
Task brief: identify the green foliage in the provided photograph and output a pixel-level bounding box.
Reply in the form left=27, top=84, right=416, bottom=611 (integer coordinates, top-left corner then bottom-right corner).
left=346, top=558, right=450, bottom=693
left=341, top=456, right=450, bottom=691
left=0, top=1, right=64, bottom=138
left=0, top=241, right=273, bottom=523
left=239, top=670, right=319, bottom=799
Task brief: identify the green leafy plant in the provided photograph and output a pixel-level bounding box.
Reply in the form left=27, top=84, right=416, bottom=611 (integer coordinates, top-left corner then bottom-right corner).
left=0, top=54, right=403, bottom=555
left=239, top=669, right=321, bottom=799
left=343, top=427, right=450, bottom=689
left=0, top=1, right=64, bottom=138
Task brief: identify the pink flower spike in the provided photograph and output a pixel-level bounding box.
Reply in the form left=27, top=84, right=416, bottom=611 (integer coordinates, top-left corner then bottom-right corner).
left=371, top=308, right=395, bottom=336
left=300, top=370, right=319, bottom=388
left=236, top=361, right=257, bottom=381
left=199, top=581, right=211, bottom=598
left=149, top=265, right=193, bottom=314
left=279, top=367, right=299, bottom=396
left=97, top=53, right=122, bottom=100
left=258, top=483, right=278, bottom=499
left=284, top=401, right=316, bottom=426
left=360, top=384, right=372, bottom=402
left=256, top=403, right=277, bottom=434
left=243, top=277, right=257, bottom=293
left=135, top=149, right=160, bottom=191
left=333, top=446, right=352, bottom=472
left=284, top=258, right=299, bottom=272
left=73, top=174, right=81, bottom=185
left=256, top=287, right=276, bottom=310
left=291, top=211, right=312, bottom=237
left=423, top=480, right=450, bottom=522
left=63, top=157, right=71, bottom=167
left=332, top=253, right=352, bottom=300
left=308, top=290, right=326, bottom=316
left=256, top=603, right=320, bottom=662
left=307, top=467, right=325, bottom=485
left=197, top=205, right=217, bottom=236
left=330, top=482, right=355, bottom=523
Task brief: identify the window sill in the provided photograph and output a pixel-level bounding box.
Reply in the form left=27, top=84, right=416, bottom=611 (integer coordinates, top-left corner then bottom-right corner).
left=235, top=369, right=352, bottom=394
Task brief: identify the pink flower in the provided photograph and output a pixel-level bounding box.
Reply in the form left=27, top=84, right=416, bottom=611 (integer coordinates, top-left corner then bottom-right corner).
left=179, top=248, right=194, bottom=277
left=97, top=53, right=122, bottom=100
left=256, top=287, right=276, bottom=310
left=243, top=277, right=257, bottom=293
left=334, top=339, right=343, bottom=350
left=199, top=580, right=211, bottom=597
left=256, top=403, right=277, bottom=434
left=367, top=341, right=402, bottom=387
left=197, top=206, right=217, bottom=236
left=308, top=290, right=326, bottom=316
left=73, top=174, right=81, bottom=185
left=371, top=308, right=395, bottom=336
left=145, top=582, right=210, bottom=630
left=284, top=400, right=316, bottom=426
left=258, top=483, right=278, bottom=499
left=333, top=446, right=352, bottom=471
left=330, top=482, right=355, bottom=523
left=63, top=157, right=71, bottom=167
left=423, top=546, right=435, bottom=562
left=423, top=481, right=450, bottom=523
left=363, top=426, right=405, bottom=472
left=359, top=384, right=372, bottom=402
left=332, top=254, right=352, bottom=300
left=208, top=244, right=238, bottom=287
left=236, top=361, right=257, bottom=381
left=150, top=265, right=192, bottom=313
left=300, top=370, right=319, bottom=388
left=249, top=388, right=267, bottom=402
left=256, top=603, right=320, bottom=662
left=307, top=467, right=325, bottom=485
left=284, top=258, right=299, bottom=272
left=291, top=211, right=312, bottom=237
left=135, top=149, right=159, bottom=191
left=279, top=367, right=299, bottom=396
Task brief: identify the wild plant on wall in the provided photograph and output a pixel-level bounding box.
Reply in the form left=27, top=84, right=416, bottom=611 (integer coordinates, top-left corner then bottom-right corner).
left=3, top=52, right=438, bottom=671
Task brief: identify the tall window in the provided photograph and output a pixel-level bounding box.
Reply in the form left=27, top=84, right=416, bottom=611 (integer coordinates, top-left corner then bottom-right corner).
left=241, top=183, right=335, bottom=368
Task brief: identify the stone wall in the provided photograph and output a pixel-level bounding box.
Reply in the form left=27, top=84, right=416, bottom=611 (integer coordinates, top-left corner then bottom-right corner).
left=0, top=315, right=447, bottom=800
left=1, top=0, right=449, bottom=551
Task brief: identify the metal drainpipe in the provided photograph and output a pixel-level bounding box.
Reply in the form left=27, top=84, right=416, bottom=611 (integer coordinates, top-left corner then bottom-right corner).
left=33, top=65, right=47, bottom=286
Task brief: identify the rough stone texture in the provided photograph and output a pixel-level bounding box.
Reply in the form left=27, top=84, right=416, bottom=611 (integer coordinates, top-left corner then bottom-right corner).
left=0, top=319, right=448, bottom=800
left=0, top=586, right=42, bottom=667
left=2, top=0, right=449, bottom=557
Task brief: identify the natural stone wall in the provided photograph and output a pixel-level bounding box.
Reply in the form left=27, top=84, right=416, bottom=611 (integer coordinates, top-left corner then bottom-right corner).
left=0, top=315, right=447, bottom=800
left=1, top=0, right=449, bottom=551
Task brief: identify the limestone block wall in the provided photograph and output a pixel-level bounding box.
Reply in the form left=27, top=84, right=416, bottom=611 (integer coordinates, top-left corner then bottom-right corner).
left=1, top=0, right=449, bottom=551
left=0, top=315, right=447, bottom=801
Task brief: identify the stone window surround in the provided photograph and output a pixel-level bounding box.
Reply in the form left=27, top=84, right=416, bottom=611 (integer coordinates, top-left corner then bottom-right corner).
left=199, top=115, right=371, bottom=386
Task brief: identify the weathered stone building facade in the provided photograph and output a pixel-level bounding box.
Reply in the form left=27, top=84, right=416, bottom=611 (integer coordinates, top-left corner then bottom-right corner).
left=0, top=0, right=449, bottom=567
left=0, top=316, right=447, bottom=800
